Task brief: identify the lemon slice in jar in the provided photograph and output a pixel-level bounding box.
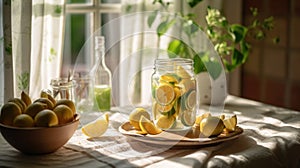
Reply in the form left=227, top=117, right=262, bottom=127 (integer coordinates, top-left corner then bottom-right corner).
left=185, top=89, right=196, bottom=109
left=157, top=103, right=173, bottom=113
left=178, top=79, right=195, bottom=95
left=155, top=84, right=175, bottom=105
left=181, top=109, right=195, bottom=126
left=159, top=73, right=179, bottom=85
left=82, top=113, right=109, bottom=138
left=176, top=65, right=191, bottom=78
left=156, top=115, right=175, bottom=130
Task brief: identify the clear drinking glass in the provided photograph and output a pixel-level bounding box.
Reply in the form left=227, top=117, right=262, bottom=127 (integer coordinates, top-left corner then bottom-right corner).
left=151, top=58, right=197, bottom=131
left=73, top=75, right=95, bottom=113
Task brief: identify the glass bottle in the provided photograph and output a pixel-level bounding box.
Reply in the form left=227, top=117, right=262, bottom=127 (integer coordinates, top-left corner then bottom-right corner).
left=93, top=36, right=112, bottom=111
left=151, top=58, right=196, bottom=131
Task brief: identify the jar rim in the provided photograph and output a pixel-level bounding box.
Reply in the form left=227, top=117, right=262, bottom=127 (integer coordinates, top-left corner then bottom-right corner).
left=155, top=58, right=193, bottom=65
left=50, top=78, right=75, bottom=88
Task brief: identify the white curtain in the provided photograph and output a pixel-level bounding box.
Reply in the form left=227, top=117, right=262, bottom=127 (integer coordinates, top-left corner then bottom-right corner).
left=118, top=0, right=223, bottom=107
left=0, top=0, right=65, bottom=104
left=119, top=0, right=161, bottom=107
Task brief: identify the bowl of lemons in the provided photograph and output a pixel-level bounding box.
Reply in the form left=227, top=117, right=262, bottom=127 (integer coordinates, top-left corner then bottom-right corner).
left=0, top=91, right=79, bottom=154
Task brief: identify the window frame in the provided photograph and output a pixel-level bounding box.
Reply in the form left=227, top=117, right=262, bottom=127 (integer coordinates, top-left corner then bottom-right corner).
left=65, top=1, right=121, bottom=36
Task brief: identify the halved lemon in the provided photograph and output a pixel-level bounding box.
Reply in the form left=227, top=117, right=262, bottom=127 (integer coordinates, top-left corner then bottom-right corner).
left=81, top=113, right=109, bottom=138
left=200, top=116, right=224, bottom=137
left=139, top=115, right=162, bottom=135
left=155, top=84, right=175, bottom=105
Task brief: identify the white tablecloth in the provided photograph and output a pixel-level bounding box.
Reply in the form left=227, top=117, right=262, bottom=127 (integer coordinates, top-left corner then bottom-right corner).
left=1, top=96, right=300, bottom=168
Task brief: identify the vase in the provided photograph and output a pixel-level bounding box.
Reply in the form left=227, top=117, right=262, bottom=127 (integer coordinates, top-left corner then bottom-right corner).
left=196, top=72, right=227, bottom=106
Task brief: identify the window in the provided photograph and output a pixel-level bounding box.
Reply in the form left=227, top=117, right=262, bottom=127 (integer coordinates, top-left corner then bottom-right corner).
left=63, top=0, right=121, bottom=77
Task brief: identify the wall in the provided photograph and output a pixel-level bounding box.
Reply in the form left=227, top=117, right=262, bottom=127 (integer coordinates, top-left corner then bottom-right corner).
left=242, top=0, right=300, bottom=110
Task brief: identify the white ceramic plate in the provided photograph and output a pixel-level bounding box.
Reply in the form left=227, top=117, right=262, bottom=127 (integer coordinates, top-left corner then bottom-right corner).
left=119, top=122, right=243, bottom=147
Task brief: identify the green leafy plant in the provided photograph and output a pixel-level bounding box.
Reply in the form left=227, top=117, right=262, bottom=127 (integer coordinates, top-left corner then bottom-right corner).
left=149, top=0, right=278, bottom=79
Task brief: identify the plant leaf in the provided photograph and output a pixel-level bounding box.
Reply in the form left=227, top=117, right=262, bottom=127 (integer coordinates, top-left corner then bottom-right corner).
left=206, top=59, right=222, bottom=80
left=148, top=10, right=158, bottom=27
left=193, top=52, right=207, bottom=74
left=186, top=0, right=203, bottom=8
left=240, top=41, right=250, bottom=63
left=167, top=39, right=183, bottom=58
left=230, top=24, right=248, bottom=43
left=157, top=19, right=176, bottom=37
left=232, top=48, right=244, bottom=66
left=183, top=20, right=199, bottom=35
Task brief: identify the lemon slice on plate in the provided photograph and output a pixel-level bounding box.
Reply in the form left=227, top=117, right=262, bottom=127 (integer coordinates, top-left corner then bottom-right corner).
left=139, top=115, right=162, bottom=135
left=82, top=113, right=109, bottom=138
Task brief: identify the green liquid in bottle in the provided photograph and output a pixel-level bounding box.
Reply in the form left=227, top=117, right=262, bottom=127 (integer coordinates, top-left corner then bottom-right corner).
left=94, top=85, right=111, bottom=111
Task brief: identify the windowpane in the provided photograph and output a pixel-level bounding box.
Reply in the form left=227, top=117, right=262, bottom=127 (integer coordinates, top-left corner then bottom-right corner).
left=62, top=13, right=92, bottom=76
left=100, top=13, right=120, bottom=72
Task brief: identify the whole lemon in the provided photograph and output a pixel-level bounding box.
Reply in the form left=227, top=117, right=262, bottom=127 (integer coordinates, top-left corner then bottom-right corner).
left=34, top=98, right=55, bottom=110
left=34, top=109, right=58, bottom=127
left=24, top=102, right=48, bottom=118
left=0, top=102, right=22, bottom=126
left=53, top=105, right=74, bottom=124
left=8, top=98, right=27, bottom=112
left=55, top=99, right=76, bottom=115
left=13, top=114, right=34, bottom=127
left=200, top=116, right=224, bottom=137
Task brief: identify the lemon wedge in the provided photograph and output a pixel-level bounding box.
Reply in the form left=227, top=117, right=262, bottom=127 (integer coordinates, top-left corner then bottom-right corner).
left=139, top=115, right=162, bottom=135
left=223, top=114, right=237, bottom=132
left=82, top=113, right=109, bottom=138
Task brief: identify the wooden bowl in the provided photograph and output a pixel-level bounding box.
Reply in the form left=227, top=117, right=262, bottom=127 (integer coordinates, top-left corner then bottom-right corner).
left=0, top=114, right=79, bottom=154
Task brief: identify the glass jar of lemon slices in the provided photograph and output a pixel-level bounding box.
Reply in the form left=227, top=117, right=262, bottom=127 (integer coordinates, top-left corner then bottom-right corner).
left=151, top=58, right=197, bottom=131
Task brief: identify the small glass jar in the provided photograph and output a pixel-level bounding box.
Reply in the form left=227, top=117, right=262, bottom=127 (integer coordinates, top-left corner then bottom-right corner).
left=50, top=78, right=76, bottom=102
left=152, top=58, right=196, bottom=131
